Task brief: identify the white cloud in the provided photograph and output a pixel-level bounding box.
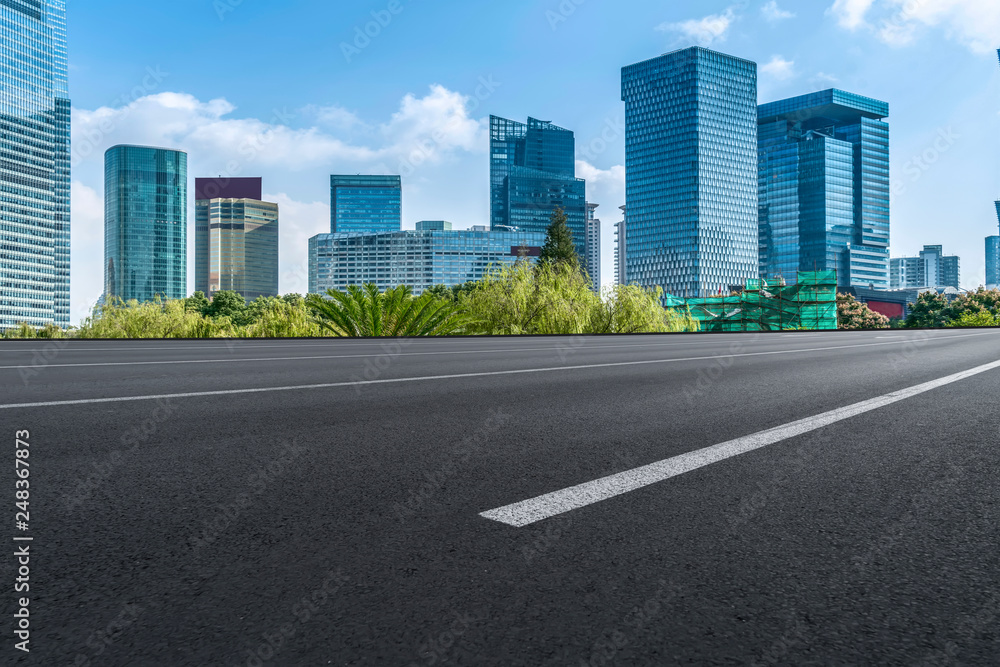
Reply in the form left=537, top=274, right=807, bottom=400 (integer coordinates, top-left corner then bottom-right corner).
left=829, top=0, right=876, bottom=30
left=657, top=8, right=737, bottom=47
left=68, top=85, right=493, bottom=322
left=760, top=55, right=797, bottom=81
left=761, top=1, right=795, bottom=22
left=829, top=0, right=1000, bottom=54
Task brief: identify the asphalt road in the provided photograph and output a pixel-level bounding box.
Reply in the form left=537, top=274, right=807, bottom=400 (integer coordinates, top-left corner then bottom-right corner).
left=2, top=330, right=1000, bottom=665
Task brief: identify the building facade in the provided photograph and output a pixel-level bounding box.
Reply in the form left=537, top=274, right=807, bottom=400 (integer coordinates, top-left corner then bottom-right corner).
left=330, top=175, right=401, bottom=235
left=987, top=236, right=999, bottom=290
left=309, top=228, right=546, bottom=295
left=758, top=89, right=891, bottom=289
left=489, top=115, right=586, bottom=257
left=614, top=206, right=627, bottom=286
left=585, top=203, right=601, bottom=291
left=622, top=47, right=759, bottom=298
left=890, top=245, right=961, bottom=290
left=194, top=178, right=279, bottom=302
left=104, top=145, right=188, bottom=303
left=0, top=0, right=70, bottom=328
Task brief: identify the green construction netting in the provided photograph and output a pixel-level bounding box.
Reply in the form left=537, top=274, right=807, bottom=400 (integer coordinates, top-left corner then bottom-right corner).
left=668, top=271, right=838, bottom=332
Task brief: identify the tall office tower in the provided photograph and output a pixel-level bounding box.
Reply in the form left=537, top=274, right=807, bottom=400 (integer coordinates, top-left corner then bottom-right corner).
left=489, top=115, right=587, bottom=257
left=0, top=0, right=70, bottom=329
left=622, top=47, right=759, bottom=298
left=104, top=145, right=188, bottom=303
left=194, top=178, right=279, bottom=301
left=330, top=175, right=401, bottom=234
left=758, top=89, right=891, bottom=289
left=987, top=236, right=1000, bottom=290
left=615, top=206, right=627, bottom=286
left=585, top=203, right=601, bottom=291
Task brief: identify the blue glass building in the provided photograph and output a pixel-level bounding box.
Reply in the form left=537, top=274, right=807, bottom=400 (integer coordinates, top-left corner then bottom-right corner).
left=0, top=0, right=70, bottom=328
left=621, top=47, right=759, bottom=298
left=330, top=175, right=401, bottom=234
left=490, top=116, right=586, bottom=257
left=104, top=146, right=188, bottom=303
left=309, top=228, right=546, bottom=295
left=989, top=200, right=1000, bottom=289
left=758, top=89, right=890, bottom=288
left=987, top=236, right=999, bottom=289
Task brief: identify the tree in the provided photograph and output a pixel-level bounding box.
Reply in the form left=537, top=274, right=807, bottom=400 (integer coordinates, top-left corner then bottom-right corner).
left=837, top=293, right=890, bottom=330
left=423, top=284, right=455, bottom=302
left=947, top=311, right=1000, bottom=328
left=538, top=207, right=579, bottom=268
left=904, top=291, right=950, bottom=329
left=205, top=291, right=247, bottom=320
left=944, top=287, right=1000, bottom=322
left=306, top=284, right=469, bottom=337
left=185, top=291, right=210, bottom=314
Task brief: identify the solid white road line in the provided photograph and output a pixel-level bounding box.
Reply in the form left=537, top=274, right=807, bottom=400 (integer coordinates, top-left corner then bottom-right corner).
left=479, top=357, right=1000, bottom=528
left=0, top=332, right=997, bottom=410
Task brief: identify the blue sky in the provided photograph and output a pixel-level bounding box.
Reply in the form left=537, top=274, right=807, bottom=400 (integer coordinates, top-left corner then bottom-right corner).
left=67, top=0, right=1000, bottom=322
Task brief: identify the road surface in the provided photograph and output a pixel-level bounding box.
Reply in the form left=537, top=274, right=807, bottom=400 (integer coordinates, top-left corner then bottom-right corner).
left=2, top=330, right=999, bottom=665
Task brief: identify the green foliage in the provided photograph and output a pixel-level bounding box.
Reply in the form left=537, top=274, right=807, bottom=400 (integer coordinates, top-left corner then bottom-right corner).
left=76, top=297, right=238, bottom=339
left=306, top=284, right=470, bottom=337
left=590, top=284, right=700, bottom=334
left=185, top=291, right=210, bottom=314
left=944, top=287, right=1000, bottom=322
left=903, top=291, right=950, bottom=329
left=946, top=311, right=1000, bottom=328
left=2, top=322, right=67, bottom=339
left=539, top=207, right=580, bottom=268
left=462, top=261, right=699, bottom=335
left=206, top=290, right=247, bottom=321
left=237, top=297, right=324, bottom=338
left=837, top=293, right=890, bottom=330
left=423, top=284, right=455, bottom=302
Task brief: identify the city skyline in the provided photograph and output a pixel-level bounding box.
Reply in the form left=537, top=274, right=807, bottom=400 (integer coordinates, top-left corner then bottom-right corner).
left=62, top=1, right=1000, bottom=322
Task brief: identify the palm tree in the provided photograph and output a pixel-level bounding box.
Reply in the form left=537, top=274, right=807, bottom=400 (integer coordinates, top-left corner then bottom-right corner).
left=306, top=284, right=470, bottom=337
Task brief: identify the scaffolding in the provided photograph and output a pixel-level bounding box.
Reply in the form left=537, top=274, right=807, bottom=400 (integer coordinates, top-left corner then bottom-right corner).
left=671, top=271, right=838, bottom=332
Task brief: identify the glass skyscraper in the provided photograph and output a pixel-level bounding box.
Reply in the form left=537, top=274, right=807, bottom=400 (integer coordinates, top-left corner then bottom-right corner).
left=489, top=116, right=586, bottom=258
left=104, top=145, right=188, bottom=303
left=758, top=89, right=890, bottom=289
left=987, top=236, right=999, bottom=290
left=330, top=175, right=401, bottom=234
left=309, top=228, right=546, bottom=295
left=195, top=178, right=279, bottom=302
left=621, top=47, right=759, bottom=298
left=0, top=0, right=70, bottom=328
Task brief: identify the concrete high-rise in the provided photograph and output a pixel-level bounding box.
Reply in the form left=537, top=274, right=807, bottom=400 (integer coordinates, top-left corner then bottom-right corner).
left=622, top=47, right=758, bottom=297
left=0, top=0, right=70, bottom=328
left=615, top=206, right=627, bottom=286
left=490, top=116, right=587, bottom=258
left=104, top=145, right=188, bottom=303
left=758, top=90, right=891, bottom=289
left=585, top=203, right=601, bottom=291
left=890, top=245, right=960, bottom=290
left=195, top=178, right=279, bottom=301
